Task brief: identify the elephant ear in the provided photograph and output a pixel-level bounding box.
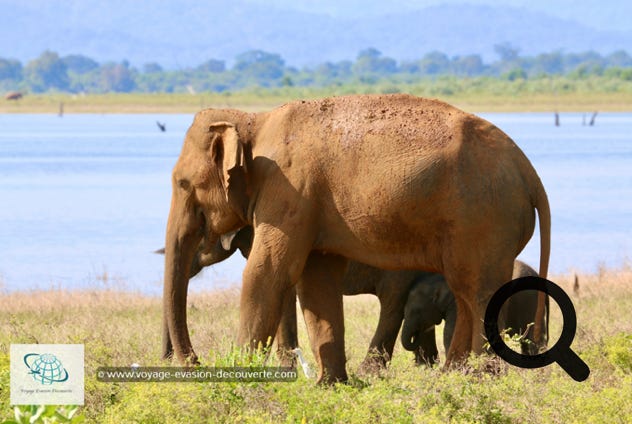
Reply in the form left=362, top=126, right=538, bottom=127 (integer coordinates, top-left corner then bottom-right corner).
left=209, top=122, right=249, bottom=222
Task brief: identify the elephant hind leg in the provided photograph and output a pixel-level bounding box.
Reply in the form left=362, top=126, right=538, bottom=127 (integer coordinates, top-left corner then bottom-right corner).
left=444, top=293, right=474, bottom=367
left=296, top=253, right=348, bottom=384
left=471, top=261, right=515, bottom=354
left=442, top=250, right=515, bottom=367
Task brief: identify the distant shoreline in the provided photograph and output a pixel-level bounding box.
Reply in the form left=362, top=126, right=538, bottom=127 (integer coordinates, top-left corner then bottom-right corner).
left=2, top=92, right=632, bottom=114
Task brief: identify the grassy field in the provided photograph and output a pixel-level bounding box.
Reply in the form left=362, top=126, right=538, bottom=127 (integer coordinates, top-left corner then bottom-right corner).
left=1, top=265, right=631, bottom=423
left=3, top=76, right=632, bottom=114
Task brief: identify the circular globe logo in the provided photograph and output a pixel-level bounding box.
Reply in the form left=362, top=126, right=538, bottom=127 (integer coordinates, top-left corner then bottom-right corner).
left=23, top=353, right=69, bottom=385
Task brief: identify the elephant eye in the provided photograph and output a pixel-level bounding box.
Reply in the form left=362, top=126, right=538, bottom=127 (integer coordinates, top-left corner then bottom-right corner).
left=177, top=179, right=191, bottom=190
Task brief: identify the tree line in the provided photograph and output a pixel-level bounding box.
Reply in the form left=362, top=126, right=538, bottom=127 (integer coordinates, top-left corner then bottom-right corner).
left=2, top=45, right=632, bottom=94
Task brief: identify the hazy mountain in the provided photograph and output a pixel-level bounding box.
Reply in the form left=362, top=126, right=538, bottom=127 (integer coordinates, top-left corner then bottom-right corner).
left=245, top=0, right=632, bottom=32
left=1, top=0, right=630, bottom=68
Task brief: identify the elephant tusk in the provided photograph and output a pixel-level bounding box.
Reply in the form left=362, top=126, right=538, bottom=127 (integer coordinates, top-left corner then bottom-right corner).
left=220, top=230, right=240, bottom=250
left=406, top=335, right=419, bottom=350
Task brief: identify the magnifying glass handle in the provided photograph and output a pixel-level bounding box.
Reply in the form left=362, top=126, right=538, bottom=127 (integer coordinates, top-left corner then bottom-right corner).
left=556, top=349, right=590, bottom=382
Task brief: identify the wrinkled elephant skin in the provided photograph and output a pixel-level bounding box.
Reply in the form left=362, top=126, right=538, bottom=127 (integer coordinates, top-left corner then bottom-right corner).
left=163, top=94, right=550, bottom=383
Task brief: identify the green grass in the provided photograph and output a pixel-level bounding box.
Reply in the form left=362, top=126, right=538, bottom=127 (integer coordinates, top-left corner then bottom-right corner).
left=1, top=266, right=631, bottom=423
left=3, top=75, right=632, bottom=114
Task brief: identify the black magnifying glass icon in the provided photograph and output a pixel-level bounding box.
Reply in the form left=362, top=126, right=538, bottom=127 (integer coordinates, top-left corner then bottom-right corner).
left=484, top=276, right=590, bottom=382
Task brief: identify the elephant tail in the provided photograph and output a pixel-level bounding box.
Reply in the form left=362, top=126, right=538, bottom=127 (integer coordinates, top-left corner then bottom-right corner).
left=544, top=288, right=550, bottom=346
left=532, top=176, right=551, bottom=348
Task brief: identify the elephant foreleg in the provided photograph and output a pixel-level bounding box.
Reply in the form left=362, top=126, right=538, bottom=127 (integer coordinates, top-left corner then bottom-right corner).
left=162, top=311, right=174, bottom=359
left=239, top=268, right=290, bottom=354
left=296, top=253, right=348, bottom=384
left=237, top=223, right=312, bottom=357
left=275, top=285, right=298, bottom=367
left=414, top=327, right=439, bottom=366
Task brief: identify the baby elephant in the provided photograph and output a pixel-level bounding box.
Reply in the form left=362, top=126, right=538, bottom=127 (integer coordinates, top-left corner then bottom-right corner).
left=401, top=260, right=548, bottom=363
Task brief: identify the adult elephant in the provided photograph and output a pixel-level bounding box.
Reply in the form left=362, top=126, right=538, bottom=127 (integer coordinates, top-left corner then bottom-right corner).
left=160, top=226, right=432, bottom=371
left=401, top=260, right=549, bottom=362
left=163, top=94, right=550, bottom=383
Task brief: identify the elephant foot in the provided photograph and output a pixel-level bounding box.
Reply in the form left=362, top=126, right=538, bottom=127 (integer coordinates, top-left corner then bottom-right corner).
left=277, top=348, right=298, bottom=368
left=173, top=350, right=200, bottom=367
left=443, top=352, right=507, bottom=377
left=317, top=368, right=348, bottom=385
left=462, top=354, right=507, bottom=377
left=481, top=356, right=505, bottom=376
left=414, top=351, right=438, bottom=367
left=161, top=339, right=199, bottom=365
left=161, top=339, right=174, bottom=360
left=520, top=339, right=539, bottom=356
left=443, top=349, right=470, bottom=370
left=357, top=352, right=389, bottom=376
left=186, top=353, right=200, bottom=366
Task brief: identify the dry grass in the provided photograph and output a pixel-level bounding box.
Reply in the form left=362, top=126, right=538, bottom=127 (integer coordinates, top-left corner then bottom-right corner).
left=2, top=266, right=628, bottom=362
left=1, top=266, right=630, bottom=423
left=2, top=88, right=632, bottom=115
left=0, top=93, right=284, bottom=114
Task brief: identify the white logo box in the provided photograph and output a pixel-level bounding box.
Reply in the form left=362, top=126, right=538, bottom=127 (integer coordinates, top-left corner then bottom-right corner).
left=10, top=344, right=84, bottom=405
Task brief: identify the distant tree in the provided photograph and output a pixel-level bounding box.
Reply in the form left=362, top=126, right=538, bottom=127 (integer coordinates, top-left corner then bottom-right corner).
left=233, top=50, right=285, bottom=82
left=418, top=51, right=451, bottom=75
left=452, top=54, right=485, bottom=76
left=399, top=60, right=420, bottom=74
left=143, top=62, right=164, bottom=73
left=62, top=55, right=99, bottom=74
left=604, top=67, right=632, bottom=81
left=0, top=58, right=22, bottom=81
left=533, top=51, right=565, bottom=75
left=313, top=62, right=338, bottom=79
left=494, top=42, right=521, bottom=62
left=563, top=51, right=603, bottom=74
left=2, top=47, right=632, bottom=94
left=619, top=68, right=632, bottom=81
left=357, top=47, right=381, bottom=61
left=568, top=62, right=604, bottom=79
left=309, top=60, right=353, bottom=86
left=196, top=59, right=225, bottom=73
left=100, top=61, right=136, bottom=92
left=24, top=50, right=69, bottom=92
left=503, top=68, right=527, bottom=81
left=353, top=48, right=398, bottom=76
left=606, top=50, right=632, bottom=67
left=491, top=43, right=526, bottom=76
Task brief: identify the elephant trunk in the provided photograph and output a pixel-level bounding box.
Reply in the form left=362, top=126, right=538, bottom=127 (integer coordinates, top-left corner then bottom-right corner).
left=162, top=200, right=207, bottom=364
left=401, top=318, right=423, bottom=351
left=401, top=318, right=439, bottom=365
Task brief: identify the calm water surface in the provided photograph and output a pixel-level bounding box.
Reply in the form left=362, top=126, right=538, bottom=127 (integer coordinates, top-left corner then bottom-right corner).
left=0, top=112, right=630, bottom=293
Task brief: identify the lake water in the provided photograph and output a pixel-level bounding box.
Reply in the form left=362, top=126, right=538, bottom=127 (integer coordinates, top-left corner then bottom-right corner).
left=0, top=112, right=630, bottom=294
